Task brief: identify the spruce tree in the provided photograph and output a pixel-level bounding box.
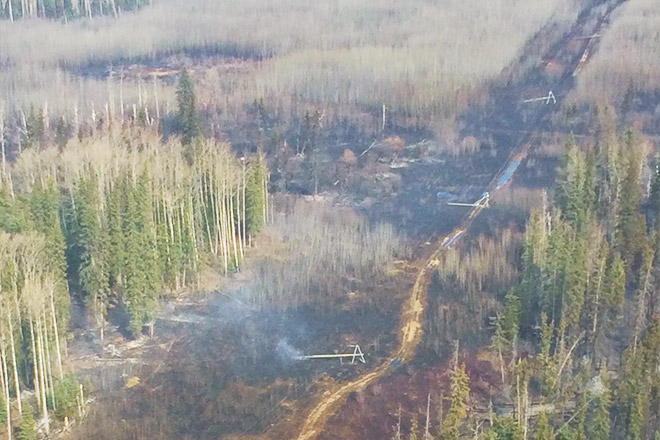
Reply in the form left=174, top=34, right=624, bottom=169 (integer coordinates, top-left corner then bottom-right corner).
left=245, top=153, right=268, bottom=235
left=556, top=136, right=589, bottom=230
left=410, top=415, right=419, bottom=440
left=648, top=154, right=660, bottom=227
left=440, top=363, right=469, bottom=440
left=604, top=253, right=625, bottom=313
left=617, top=130, right=644, bottom=265
left=122, top=172, right=160, bottom=337
left=588, top=373, right=611, bottom=440
left=176, top=69, right=199, bottom=145
left=17, top=403, right=36, bottom=440
left=489, top=416, right=523, bottom=440
left=627, top=393, right=645, bottom=440
left=106, top=184, right=124, bottom=289
left=501, top=289, right=521, bottom=346
left=535, top=411, right=553, bottom=440
left=73, top=177, right=109, bottom=324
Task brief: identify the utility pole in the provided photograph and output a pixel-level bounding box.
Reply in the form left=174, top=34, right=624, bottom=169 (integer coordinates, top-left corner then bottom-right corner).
left=424, top=393, right=432, bottom=440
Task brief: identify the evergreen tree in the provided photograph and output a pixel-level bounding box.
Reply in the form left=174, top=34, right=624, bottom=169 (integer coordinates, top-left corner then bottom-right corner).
left=617, top=130, right=644, bottom=266
left=536, top=312, right=555, bottom=395
left=55, top=116, right=70, bottom=149
left=24, top=104, right=45, bottom=148
left=28, top=180, right=71, bottom=336
left=502, top=290, right=521, bottom=345
left=176, top=69, right=199, bottom=145
left=106, top=184, right=124, bottom=289
left=245, top=153, right=268, bottom=235
left=299, top=110, right=322, bottom=194
left=588, top=372, right=611, bottom=440
left=535, top=411, right=553, bottom=440
left=440, top=363, right=470, bottom=440
left=122, top=172, right=160, bottom=336
left=17, top=403, right=36, bottom=440
left=72, top=177, right=109, bottom=327
left=627, top=393, right=645, bottom=440
left=410, top=415, right=419, bottom=440
left=556, top=136, right=591, bottom=230
left=648, top=154, right=660, bottom=227
left=604, top=253, right=625, bottom=313
left=489, top=416, right=523, bottom=440
left=519, top=210, right=547, bottom=328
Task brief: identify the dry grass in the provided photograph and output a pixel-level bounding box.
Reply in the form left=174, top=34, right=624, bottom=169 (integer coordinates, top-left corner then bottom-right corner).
left=1, top=0, right=584, bottom=133
left=575, top=0, right=660, bottom=105
left=241, top=197, right=405, bottom=309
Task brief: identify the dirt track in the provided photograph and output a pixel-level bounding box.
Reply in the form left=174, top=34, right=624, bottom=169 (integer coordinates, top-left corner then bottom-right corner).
left=294, top=1, right=625, bottom=439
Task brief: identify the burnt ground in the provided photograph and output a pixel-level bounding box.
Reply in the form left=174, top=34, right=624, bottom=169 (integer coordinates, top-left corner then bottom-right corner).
left=314, top=0, right=629, bottom=439
left=65, top=254, right=418, bottom=440
left=318, top=353, right=500, bottom=440
left=61, top=0, right=636, bottom=439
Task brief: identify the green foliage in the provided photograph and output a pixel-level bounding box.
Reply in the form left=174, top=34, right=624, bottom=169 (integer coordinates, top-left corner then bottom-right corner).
left=487, top=416, right=523, bottom=440
left=122, top=172, right=161, bottom=337
left=616, top=131, right=645, bottom=266
left=17, top=402, right=36, bottom=440
left=245, top=153, right=268, bottom=235
left=501, top=289, right=521, bottom=345
left=604, top=253, right=625, bottom=312
left=300, top=110, right=322, bottom=194
left=106, top=185, right=124, bottom=289
left=72, top=177, right=109, bottom=307
left=409, top=415, right=419, bottom=440
left=0, top=395, right=5, bottom=426
left=535, top=411, right=553, bottom=440
left=47, top=373, right=81, bottom=420
left=24, top=105, right=45, bottom=148
left=588, top=373, right=611, bottom=440
left=555, top=136, right=593, bottom=230
left=176, top=69, right=200, bottom=145
left=627, top=393, right=645, bottom=440
left=0, top=188, right=27, bottom=233
left=440, top=363, right=469, bottom=440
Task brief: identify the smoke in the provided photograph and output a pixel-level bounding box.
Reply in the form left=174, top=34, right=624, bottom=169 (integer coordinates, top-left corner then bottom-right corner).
left=276, top=339, right=304, bottom=363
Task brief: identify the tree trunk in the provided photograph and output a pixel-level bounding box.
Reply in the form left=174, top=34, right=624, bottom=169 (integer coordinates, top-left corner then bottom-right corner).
left=36, top=317, right=50, bottom=433
left=49, top=289, right=64, bottom=379
left=0, top=341, right=11, bottom=440
left=6, top=307, right=21, bottom=414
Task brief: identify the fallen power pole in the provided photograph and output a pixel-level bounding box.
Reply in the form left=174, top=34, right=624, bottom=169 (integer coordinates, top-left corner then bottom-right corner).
left=301, top=345, right=366, bottom=364
left=447, top=192, right=490, bottom=208
left=523, top=91, right=556, bottom=105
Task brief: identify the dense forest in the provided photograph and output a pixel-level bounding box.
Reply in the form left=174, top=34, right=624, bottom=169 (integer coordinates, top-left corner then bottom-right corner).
left=0, top=72, right=269, bottom=437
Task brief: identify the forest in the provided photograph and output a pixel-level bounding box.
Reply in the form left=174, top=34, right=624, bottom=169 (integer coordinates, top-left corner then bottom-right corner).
left=0, top=71, right=269, bottom=437
left=1, top=0, right=660, bottom=439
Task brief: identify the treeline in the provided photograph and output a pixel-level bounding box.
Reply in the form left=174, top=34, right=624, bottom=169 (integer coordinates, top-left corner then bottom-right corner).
left=0, top=128, right=268, bottom=436
left=0, top=0, right=150, bottom=21
left=1, top=0, right=584, bottom=137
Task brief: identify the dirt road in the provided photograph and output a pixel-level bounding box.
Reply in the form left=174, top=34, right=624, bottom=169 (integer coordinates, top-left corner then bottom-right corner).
left=295, top=2, right=624, bottom=439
